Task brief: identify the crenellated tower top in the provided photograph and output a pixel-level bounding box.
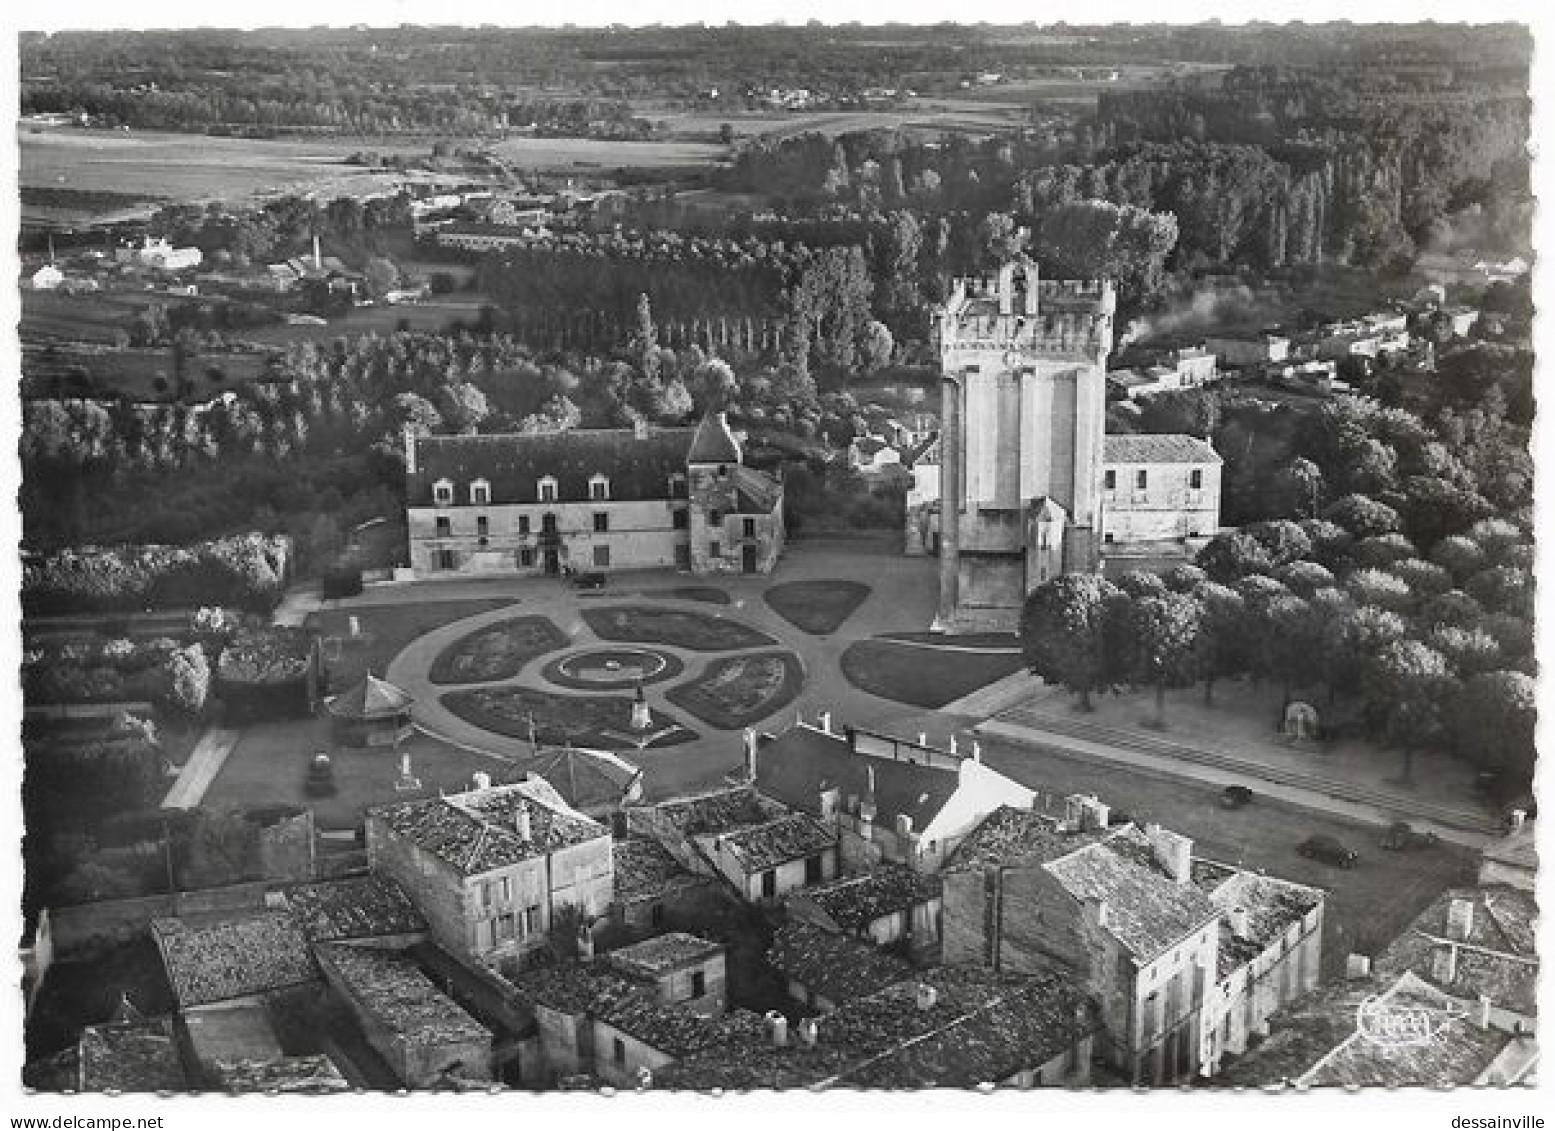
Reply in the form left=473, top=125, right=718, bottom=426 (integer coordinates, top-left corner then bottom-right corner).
left=937, top=258, right=1116, bottom=364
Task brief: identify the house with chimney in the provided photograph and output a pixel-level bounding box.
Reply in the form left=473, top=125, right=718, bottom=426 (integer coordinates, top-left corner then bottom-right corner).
left=656, top=965, right=1101, bottom=1090
left=403, top=410, right=784, bottom=578
left=602, top=932, right=729, bottom=1017
left=607, top=837, right=725, bottom=930
left=785, top=864, right=944, bottom=960
left=624, top=783, right=839, bottom=901
left=366, top=777, right=614, bottom=967
left=747, top=714, right=1036, bottom=873
left=767, top=921, right=916, bottom=1013
left=941, top=800, right=1324, bottom=1085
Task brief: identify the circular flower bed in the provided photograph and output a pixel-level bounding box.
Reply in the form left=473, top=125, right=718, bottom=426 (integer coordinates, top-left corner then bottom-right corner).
left=665, top=651, right=804, bottom=730
left=542, top=647, right=684, bottom=691
left=428, top=616, right=569, bottom=685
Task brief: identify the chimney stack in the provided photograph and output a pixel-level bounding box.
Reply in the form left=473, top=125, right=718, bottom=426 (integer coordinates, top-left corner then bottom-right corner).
left=404, top=426, right=418, bottom=474
left=765, top=1011, right=789, bottom=1048
left=1507, top=809, right=1526, bottom=834
left=313, top=233, right=322, bottom=272
left=915, top=983, right=939, bottom=1011
left=515, top=805, right=532, bottom=841
left=1432, top=943, right=1459, bottom=986
left=633, top=415, right=651, bottom=441
left=743, top=728, right=759, bottom=782
left=818, top=711, right=832, bottom=735
left=1478, top=994, right=1493, bottom=1031
left=1228, top=907, right=1252, bottom=942
left=1144, top=824, right=1194, bottom=885
left=797, top=1017, right=819, bottom=1048
left=948, top=734, right=958, bottom=755
left=1345, top=953, right=1372, bottom=980
left=472, top=771, right=492, bottom=790
left=1447, top=898, right=1475, bottom=942
left=577, top=925, right=595, bottom=963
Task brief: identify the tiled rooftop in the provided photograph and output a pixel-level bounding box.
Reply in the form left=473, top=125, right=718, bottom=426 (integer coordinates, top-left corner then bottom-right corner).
left=767, top=921, right=915, bottom=1005
left=944, top=805, right=1108, bottom=872
left=658, top=965, right=1098, bottom=1090
left=707, top=813, right=837, bottom=874
left=1203, top=867, right=1325, bottom=980
left=510, top=963, right=738, bottom=1058
left=273, top=875, right=428, bottom=942
left=645, top=784, right=787, bottom=837
left=211, top=1054, right=352, bottom=1094
left=150, top=912, right=317, bottom=1008
left=605, top=932, right=724, bottom=979
left=1043, top=826, right=1219, bottom=961
left=1373, top=886, right=1539, bottom=1016
left=1297, top=973, right=1511, bottom=1088
left=792, top=865, right=942, bottom=931
left=611, top=838, right=704, bottom=904
left=314, top=944, right=491, bottom=1047
left=372, top=778, right=607, bottom=878
left=1102, top=433, right=1221, bottom=465
left=78, top=1017, right=187, bottom=1092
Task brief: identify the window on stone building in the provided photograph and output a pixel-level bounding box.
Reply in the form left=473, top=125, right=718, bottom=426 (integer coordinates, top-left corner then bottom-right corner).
left=433, top=479, right=454, bottom=505
left=519, top=547, right=534, bottom=568
left=437, top=549, right=456, bottom=571
left=590, top=475, right=610, bottom=501
left=1104, top=469, right=1116, bottom=491
left=436, top=516, right=452, bottom=537
left=594, top=545, right=611, bottom=568
left=519, top=515, right=531, bottom=535
left=1136, top=470, right=1148, bottom=490
left=539, top=477, right=558, bottom=503
left=761, top=870, right=776, bottom=898
left=650, top=903, right=665, bottom=928
left=477, top=516, right=489, bottom=538
left=1190, top=469, right=1203, bottom=490
left=692, top=971, right=707, bottom=998
left=471, top=479, right=491, bottom=505
left=672, top=508, right=689, bottom=530
left=710, top=541, right=721, bottom=559
left=594, top=512, right=609, bottom=533
left=497, top=913, right=515, bottom=941
left=805, top=855, right=823, bottom=883
left=482, top=881, right=496, bottom=907
left=524, top=906, right=540, bottom=936
left=613, top=1038, right=626, bottom=1066
left=743, top=518, right=756, bottom=538
left=709, top=510, right=723, bottom=527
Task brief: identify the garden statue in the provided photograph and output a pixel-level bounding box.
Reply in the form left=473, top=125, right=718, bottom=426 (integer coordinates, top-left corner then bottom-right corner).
left=630, top=680, right=652, bottom=731
left=1282, top=700, right=1320, bottom=742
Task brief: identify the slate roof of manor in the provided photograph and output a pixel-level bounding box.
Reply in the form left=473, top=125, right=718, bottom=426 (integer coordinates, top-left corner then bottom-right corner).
left=754, top=725, right=959, bottom=833
left=1102, top=433, right=1221, bottom=464
left=409, top=428, right=696, bottom=506
left=371, top=778, right=607, bottom=878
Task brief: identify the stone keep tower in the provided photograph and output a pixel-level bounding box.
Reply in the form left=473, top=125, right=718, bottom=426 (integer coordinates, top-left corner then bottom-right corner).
left=933, top=258, right=1116, bottom=631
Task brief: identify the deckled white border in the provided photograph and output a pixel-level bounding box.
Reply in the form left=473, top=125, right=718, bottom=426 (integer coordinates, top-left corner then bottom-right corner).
left=1, top=2, right=1549, bottom=1129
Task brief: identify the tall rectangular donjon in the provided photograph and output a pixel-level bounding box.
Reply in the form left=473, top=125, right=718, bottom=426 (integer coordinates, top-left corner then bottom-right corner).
left=934, top=259, right=1115, bottom=632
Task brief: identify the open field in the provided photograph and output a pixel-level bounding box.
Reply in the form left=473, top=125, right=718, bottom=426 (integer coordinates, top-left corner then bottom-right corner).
left=486, top=135, right=728, bottom=169
left=19, top=127, right=452, bottom=218
left=232, top=296, right=494, bottom=347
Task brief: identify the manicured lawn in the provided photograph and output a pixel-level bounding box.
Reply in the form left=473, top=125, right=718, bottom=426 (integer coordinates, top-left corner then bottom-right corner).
left=309, top=598, right=516, bottom=691
left=763, top=579, right=872, bottom=635
left=442, top=687, right=695, bottom=750
left=666, top=651, right=804, bottom=730
left=840, top=639, right=1025, bottom=709
left=581, top=606, right=774, bottom=651
left=881, top=630, right=1019, bottom=649
left=201, top=716, right=519, bottom=829
left=428, top=615, right=570, bottom=685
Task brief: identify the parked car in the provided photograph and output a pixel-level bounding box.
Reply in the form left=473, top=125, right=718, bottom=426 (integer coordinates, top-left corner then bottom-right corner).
left=305, top=751, right=337, bottom=798
left=1379, top=821, right=1439, bottom=851
left=1297, top=834, right=1359, bottom=868
left=564, top=566, right=607, bottom=589
left=1220, top=785, right=1254, bottom=809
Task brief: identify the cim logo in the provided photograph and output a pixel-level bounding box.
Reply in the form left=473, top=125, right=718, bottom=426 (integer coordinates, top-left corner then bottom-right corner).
left=1356, top=994, right=1466, bottom=1048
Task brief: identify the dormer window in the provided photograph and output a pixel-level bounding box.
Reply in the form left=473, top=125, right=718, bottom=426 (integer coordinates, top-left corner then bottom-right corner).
left=538, top=476, right=558, bottom=503
left=589, top=474, right=610, bottom=502
left=432, top=479, right=454, bottom=506
left=470, top=479, right=491, bottom=506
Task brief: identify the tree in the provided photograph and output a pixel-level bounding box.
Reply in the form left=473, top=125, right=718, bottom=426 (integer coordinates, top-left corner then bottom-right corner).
left=1351, top=533, right=1418, bottom=570
left=1161, top=563, right=1207, bottom=595
left=1019, top=574, right=1125, bottom=711
left=164, top=644, right=210, bottom=716
left=1273, top=456, right=1325, bottom=518
left=1242, top=520, right=1312, bottom=568
left=1428, top=535, right=1486, bottom=583
left=1131, top=593, right=1202, bottom=728
left=363, top=256, right=400, bottom=300
left=1114, top=570, right=1168, bottom=600
left=1363, top=640, right=1453, bottom=783
left=690, top=359, right=739, bottom=413
left=1275, top=561, right=1335, bottom=598
left=1425, top=626, right=1501, bottom=679
left=1420, top=589, right=1483, bottom=629
left=1033, top=199, right=1179, bottom=302
left=976, top=212, right=1027, bottom=268
left=860, top=320, right=894, bottom=372
left=654, top=377, right=695, bottom=421
left=1261, top=595, right=1323, bottom=701
left=1386, top=558, right=1452, bottom=599
left=434, top=383, right=490, bottom=434
left=1447, top=671, right=1535, bottom=782
left=1321, top=603, right=1406, bottom=697
left=1297, top=518, right=1353, bottom=569
left=1345, top=568, right=1415, bottom=614
left=1196, top=530, right=1273, bottom=583
left=1464, top=566, right=1532, bottom=619
left=1323, top=494, right=1401, bottom=539
left=1193, top=583, right=1247, bottom=706
left=393, top=392, right=443, bottom=437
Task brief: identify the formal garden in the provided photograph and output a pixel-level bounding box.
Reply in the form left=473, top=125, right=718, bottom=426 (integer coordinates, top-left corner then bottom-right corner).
left=427, top=615, right=570, bottom=685
left=665, top=651, right=805, bottom=729
left=580, top=605, right=776, bottom=651
left=440, top=686, right=696, bottom=749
